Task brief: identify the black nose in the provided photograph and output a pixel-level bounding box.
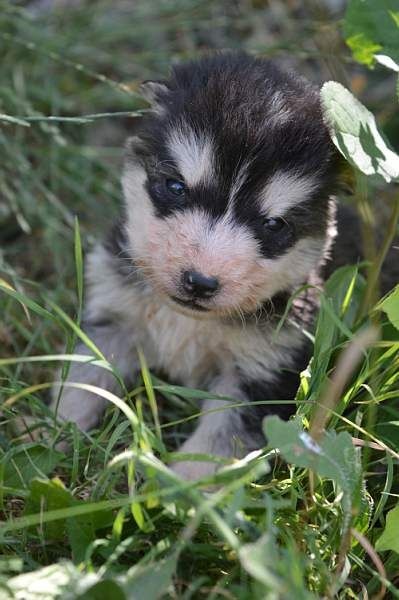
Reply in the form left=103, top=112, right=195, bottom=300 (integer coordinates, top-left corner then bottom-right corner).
left=182, top=270, right=219, bottom=298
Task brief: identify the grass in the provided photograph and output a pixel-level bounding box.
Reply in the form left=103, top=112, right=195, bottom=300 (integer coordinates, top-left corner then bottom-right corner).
left=1, top=1, right=399, bottom=598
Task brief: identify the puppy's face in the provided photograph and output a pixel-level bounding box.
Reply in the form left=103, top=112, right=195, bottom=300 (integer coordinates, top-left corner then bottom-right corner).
left=123, top=55, right=337, bottom=317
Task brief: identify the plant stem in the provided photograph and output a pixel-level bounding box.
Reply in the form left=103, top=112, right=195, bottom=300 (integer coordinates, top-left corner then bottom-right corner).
left=356, top=173, right=376, bottom=266
left=359, top=195, right=399, bottom=320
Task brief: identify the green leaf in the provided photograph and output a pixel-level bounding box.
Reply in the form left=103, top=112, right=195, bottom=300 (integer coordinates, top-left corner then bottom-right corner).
left=375, top=504, right=399, bottom=553
left=263, top=416, right=362, bottom=500
left=49, top=302, right=107, bottom=362
left=79, top=580, right=126, bottom=600
left=321, top=81, right=399, bottom=182
left=131, top=501, right=145, bottom=531
left=74, top=216, right=84, bottom=320
left=123, top=550, right=178, bottom=600
left=344, top=0, right=399, bottom=71
left=239, top=534, right=282, bottom=591
left=66, top=515, right=95, bottom=564
left=24, top=478, right=112, bottom=555
left=0, top=496, right=125, bottom=536
left=24, top=478, right=74, bottom=539
left=2, top=445, right=64, bottom=489
left=0, top=113, right=31, bottom=127
left=306, top=266, right=364, bottom=401
left=154, top=382, right=225, bottom=400
left=377, top=285, right=399, bottom=330
left=0, top=281, right=56, bottom=322
left=0, top=557, right=23, bottom=574
left=138, top=348, right=162, bottom=444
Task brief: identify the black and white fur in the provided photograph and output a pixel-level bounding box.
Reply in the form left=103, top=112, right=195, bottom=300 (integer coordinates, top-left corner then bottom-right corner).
left=53, top=53, right=340, bottom=479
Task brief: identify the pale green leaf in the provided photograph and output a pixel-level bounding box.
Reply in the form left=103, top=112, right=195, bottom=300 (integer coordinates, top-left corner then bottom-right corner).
left=375, top=54, right=399, bottom=72
left=0, top=113, right=30, bottom=126
left=23, top=478, right=112, bottom=547
left=263, top=416, right=361, bottom=499
left=239, top=534, right=282, bottom=590
left=74, top=217, right=84, bottom=319
left=131, top=501, right=145, bottom=531
left=375, top=504, right=399, bottom=553
left=321, top=81, right=399, bottom=182
left=24, top=478, right=75, bottom=540
left=2, top=446, right=64, bottom=490
left=6, top=562, right=99, bottom=599
left=123, top=550, right=178, bottom=600
left=378, top=285, right=399, bottom=330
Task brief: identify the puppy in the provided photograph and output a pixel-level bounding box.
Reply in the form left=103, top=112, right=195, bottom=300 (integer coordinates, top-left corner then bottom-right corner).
left=52, top=52, right=340, bottom=479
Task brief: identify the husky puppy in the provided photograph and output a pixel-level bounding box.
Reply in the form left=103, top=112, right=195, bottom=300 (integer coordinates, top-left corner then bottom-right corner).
left=53, top=53, right=340, bottom=479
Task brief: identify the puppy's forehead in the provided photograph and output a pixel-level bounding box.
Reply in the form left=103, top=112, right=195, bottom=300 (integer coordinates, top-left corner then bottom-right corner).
left=165, top=120, right=320, bottom=215
left=163, top=105, right=329, bottom=206
left=253, top=170, right=319, bottom=216
left=167, top=125, right=215, bottom=187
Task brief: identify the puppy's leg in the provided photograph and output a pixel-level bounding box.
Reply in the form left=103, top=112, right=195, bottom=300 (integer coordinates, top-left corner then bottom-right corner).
left=172, top=372, right=259, bottom=480
left=52, top=320, right=138, bottom=432
left=172, top=370, right=299, bottom=480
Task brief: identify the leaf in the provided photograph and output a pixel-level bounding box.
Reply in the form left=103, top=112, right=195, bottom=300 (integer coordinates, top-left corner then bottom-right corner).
left=49, top=302, right=107, bottom=362
left=66, top=515, right=95, bottom=564
left=131, top=501, right=145, bottom=531
left=6, top=562, right=100, bottom=599
left=0, top=113, right=31, bottom=127
left=0, top=496, right=124, bottom=535
left=344, top=0, right=399, bottom=71
left=4, top=551, right=178, bottom=600
left=0, top=556, right=23, bottom=574
left=2, top=445, right=64, bottom=489
left=154, top=382, right=219, bottom=400
left=377, top=285, right=399, bottom=330
left=0, top=280, right=55, bottom=323
left=142, top=479, right=160, bottom=510
left=24, top=478, right=74, bottom=539
left=263, top=416, right=361, bottom=500
left=321, top=81, right=399, bottom=183
left=375, top=54, right=399, bottom=73
left=239, top=534, right=282, bottom=590
left=138, top=348, right=162, bottom=443
left=375, top=504, right=399, bottom=553
left=79, top=580, right=126, bottom=600
left=74, top=217, right=84, bottom=319
left=307, top=266, right=364, bottom=400
left=24, top=478, right=112, bottom=555
left=123, top=550, right=178, bottom=600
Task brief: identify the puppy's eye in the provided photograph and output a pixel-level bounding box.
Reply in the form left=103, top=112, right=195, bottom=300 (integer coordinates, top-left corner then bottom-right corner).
left=263, top=217, right=286, bottom=232
left=166, top=178, right=185, bottom=197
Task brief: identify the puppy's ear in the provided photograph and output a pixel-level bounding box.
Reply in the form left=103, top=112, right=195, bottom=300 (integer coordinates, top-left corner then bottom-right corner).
left=124, top=135, right=148, bottom=165
left=139, top=80, right=169, bottom=113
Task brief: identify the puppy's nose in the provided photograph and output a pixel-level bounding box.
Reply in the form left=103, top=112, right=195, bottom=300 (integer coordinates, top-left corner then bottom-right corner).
left=182, top=270, right=219, bottom=298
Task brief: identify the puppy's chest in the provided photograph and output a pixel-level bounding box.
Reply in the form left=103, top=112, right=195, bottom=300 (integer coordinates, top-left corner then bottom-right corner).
left=132, top=297, right=301, bottom=388
left=140, top=302, right=227, bottom=386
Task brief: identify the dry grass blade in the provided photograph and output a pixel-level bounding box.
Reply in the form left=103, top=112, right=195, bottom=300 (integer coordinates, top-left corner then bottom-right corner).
left=310, top=326, right=379, bottom=442
left=351, top=529, right=387, bottom=600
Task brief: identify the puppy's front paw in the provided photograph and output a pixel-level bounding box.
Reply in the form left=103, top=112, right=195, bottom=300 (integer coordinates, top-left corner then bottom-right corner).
left=171, top=427, right=234, bottom=481
left=51, top=385, right=106, bottom=432
left=171, top=458, right=220, bottom=481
